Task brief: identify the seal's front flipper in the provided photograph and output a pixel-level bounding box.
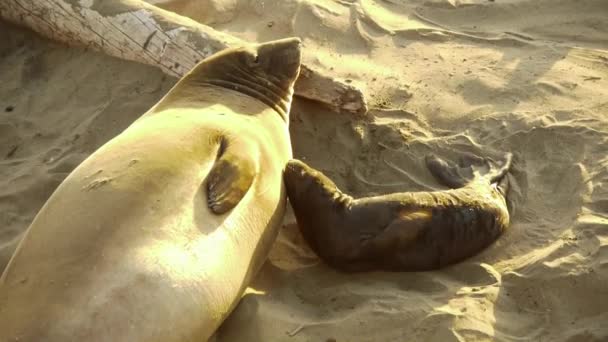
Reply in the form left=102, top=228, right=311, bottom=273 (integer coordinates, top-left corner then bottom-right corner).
left=358, top=209, right=432, bottom=271
left=206, top=139, right=257, bottom=215
left=425, top=155, right=469, bottom=189
left=426, top=152, right=513, bottom=189
left=367, top=209, right=431, bottom=251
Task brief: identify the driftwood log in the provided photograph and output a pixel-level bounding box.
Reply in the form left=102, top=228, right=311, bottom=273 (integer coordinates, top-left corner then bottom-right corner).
left=0, top=0, right=367, bottom=115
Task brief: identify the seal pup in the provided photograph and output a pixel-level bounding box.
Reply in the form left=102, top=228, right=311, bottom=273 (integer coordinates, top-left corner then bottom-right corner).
left=284, top=153, right=512, bottom=272
left=0, top=38, right=301, bottom=341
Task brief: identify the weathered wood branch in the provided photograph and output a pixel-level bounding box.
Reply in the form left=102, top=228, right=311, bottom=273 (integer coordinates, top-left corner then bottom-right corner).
left=0, top=0, right=368, bottom=115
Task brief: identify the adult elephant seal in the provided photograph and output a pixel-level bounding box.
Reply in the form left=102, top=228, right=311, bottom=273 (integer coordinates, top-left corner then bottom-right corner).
left=0, top=38, right=301, bottom=341
left=284, top=152, right=513, bottom=272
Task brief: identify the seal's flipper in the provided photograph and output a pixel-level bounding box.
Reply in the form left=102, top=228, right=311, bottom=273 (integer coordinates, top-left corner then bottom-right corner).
left=425, top=155, right=469, bottom=189
left=366, top=209, right=431, bottom=252
left=206, top=140, right=257, bottom=215
left=495, top=170, right=511, bottom=197
left=426, top=152, right=513, bottom=189
left=488, top=152, right=513, bottom=185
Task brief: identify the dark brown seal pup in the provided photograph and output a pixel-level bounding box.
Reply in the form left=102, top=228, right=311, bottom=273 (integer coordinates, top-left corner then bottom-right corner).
left=284, top=153, right=513, bottom=272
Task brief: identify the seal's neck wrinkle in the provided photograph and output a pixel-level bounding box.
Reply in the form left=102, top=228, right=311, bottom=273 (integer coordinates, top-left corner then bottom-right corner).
left=197, top=79, right=290, bottom=121
left=231, top=64, right=290, bottom=101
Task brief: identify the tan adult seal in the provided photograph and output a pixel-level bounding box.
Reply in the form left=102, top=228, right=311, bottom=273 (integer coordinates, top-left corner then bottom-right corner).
left=0, top=38, right=301, bottom=341
left=284, top=152, right=512, bottom=272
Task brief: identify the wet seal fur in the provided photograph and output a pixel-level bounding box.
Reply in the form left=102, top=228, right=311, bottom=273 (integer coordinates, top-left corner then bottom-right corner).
left=284, top=152, right=513, bottom=272
left=0, top=38, right=301, bottom=341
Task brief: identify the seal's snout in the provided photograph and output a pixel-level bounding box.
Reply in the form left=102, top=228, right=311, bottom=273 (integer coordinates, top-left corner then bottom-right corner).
left=256, top=37, right=302, bottom=81
left=285, top=159, right=307, bottom=182
left=286, top=159, right=308, bottom=174
left=284, top=159, right=310, bottom=195
left=258, top=37, right=301, bottom=57
left=262, top=37, right=302, bottom=49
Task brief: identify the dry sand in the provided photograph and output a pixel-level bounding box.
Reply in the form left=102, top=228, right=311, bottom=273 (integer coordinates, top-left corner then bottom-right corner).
left=1, top=0, right=608, bottom=340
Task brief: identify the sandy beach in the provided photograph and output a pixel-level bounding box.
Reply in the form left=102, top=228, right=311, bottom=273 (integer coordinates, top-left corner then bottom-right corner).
left=1, top=0, right=608, bottom=340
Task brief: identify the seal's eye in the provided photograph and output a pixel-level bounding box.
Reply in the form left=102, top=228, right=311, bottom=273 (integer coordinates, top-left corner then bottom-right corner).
left=246, top=54, right=260, bottom=67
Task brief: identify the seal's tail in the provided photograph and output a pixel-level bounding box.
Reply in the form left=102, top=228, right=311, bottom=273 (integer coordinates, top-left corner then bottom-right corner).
left=425, top=152, right=513, bottom=195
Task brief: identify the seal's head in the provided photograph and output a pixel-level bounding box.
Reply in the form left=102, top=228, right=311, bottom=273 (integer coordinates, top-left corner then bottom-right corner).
left=284, top=159, right=356, bottom=265
left=284, top=159, right=340, bottom=207
left=284, top=159, right=349, bottom=227
left=184, top=37, right=302, bottom=120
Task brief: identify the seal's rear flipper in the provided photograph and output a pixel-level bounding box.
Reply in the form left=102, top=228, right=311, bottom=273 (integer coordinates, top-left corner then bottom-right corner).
left=206, top=138, right=257, bottom=215
left=492, top=153, right=513, bottom=197
left=488, top=152, right=513, bottom=185
left=426, top=152, right=513, bottom=189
